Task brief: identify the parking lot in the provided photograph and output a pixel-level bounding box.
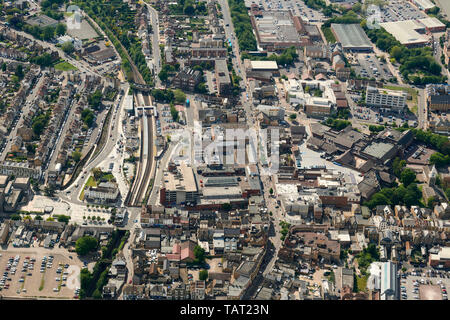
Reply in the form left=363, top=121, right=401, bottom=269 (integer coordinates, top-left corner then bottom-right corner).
left=400, top=271, right=450, bottom=300
left=354, top=53, right=393, bottom=81
left=379, top=0, right=426, bottom=23
left=254, top=0, right=325, bottom=23
left=156, top=103, right=183, bottom=136
left=0, top=249, right=83, bottom=299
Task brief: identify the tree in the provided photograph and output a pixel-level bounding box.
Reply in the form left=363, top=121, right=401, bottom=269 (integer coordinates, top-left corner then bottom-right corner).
left=289, top=113, right=297, bottom=120
left=400, top=168, right=416, bottom=186
left=10, top=214, right=21, bottom=221
left=430, top=152, right=450, bottom=167
left=15, top=64, right=24, bottom=80
left=427, top=196, right=437, bottom=209
left=199, top=269, right=208, bottom=281
left=56, top=215, right=70, bottom=223
left=55, top=23, right=67, bottom=36
left=194, top=245, right=205, bottom=264
left=269, top=188, right=274, bottom=195
left=92, top=167, right=103, bottom=181
left=44, top=185, right=55, bottom=197
left=88, top=90, right=102, bottom=110
left=173, top=89, right=186, bottom=104
left=72, top=151, right=82, bottom=162
left=35, top=215, right=43, bottom=221
left=75, top=236, right=98, bottom=256
left=61, top=41, right=75, bottom=54
left=393, top=157, right=406, bottom=177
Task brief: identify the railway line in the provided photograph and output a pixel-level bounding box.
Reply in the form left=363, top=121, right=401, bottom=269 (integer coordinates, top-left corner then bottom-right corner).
left=125, top=84, right=156, bottom=207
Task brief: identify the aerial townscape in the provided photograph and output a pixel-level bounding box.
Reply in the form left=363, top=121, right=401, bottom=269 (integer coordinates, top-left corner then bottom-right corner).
left=0, top=0, right=450, bottom=304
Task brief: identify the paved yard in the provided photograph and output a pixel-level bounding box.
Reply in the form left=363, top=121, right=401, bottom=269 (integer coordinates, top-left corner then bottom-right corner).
left=0, top=247, right=84, bottom=299
left=401, top=274, right=449, bottom=301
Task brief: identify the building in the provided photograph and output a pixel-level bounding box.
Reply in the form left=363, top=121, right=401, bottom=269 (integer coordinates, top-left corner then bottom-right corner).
left=214, top=59, right=231, bottom=96
left=379, top=20, right=429, bottom=48
left=418, top=17, right=446, bottom=33
left=365, top=86, right=407, bottom=113
left=305, top=97, right=333, bottom=118
left=429, top=247, right=450, bottom=268
left=380, top=261, right=398, bottom=300
left=191, top=37, right=227, bottom=59
left=160, top=163, right=199, bottom=206
left=411, top=0, right=436, bottom=12
left=172, top=67, right=202, bottom=92
left=250, top=10, right=304, bottom=51
left=0, top=161, right=41, bottom=179
left=85, top=182, right=120, bottom=203
left=427, top=84, right=450, bottom=111
left=244, top=60, right=279, bottom=81
left=330, top=24, right=373, bottom=52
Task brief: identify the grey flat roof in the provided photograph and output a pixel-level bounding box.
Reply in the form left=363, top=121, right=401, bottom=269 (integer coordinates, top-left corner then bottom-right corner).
left=331, top=24, right=373, bottom=49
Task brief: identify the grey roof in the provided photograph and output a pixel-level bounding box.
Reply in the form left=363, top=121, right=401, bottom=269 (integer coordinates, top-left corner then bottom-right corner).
left=331, top=24, right=372, bottom=50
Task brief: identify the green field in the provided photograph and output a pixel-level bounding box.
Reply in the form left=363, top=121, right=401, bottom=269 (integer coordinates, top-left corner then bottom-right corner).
left=54, top=61, right=78, bottom=71
left=79, top=176, right=97, bottom=201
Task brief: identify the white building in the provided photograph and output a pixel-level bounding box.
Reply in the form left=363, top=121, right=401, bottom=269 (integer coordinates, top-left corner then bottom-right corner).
left=380, top=261, right=398, bottom=300
left=85, top=181, right=120, bottom=203
left=365, top=86, right=407, bottom=113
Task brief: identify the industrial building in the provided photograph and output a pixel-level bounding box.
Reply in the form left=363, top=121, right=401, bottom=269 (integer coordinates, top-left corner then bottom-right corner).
left=379, top=20, right=429, bottom=47
left=250, top=10, right=304, bottom=51
left=330, top=24, right=373, bottom=52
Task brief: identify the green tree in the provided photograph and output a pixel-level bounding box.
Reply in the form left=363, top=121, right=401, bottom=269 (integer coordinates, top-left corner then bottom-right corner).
left=269, top=188, right=274, bottom=195
left=75, top=236, right=98, bottom=256
left=55, top=23, right=67, bottom=36
left=56, top=215, right=70, bottom=223
left=173, top=89, right=186, bottom=104
left=427, top=196, right=437, bottom=209
left=10, top=214, right=21, bottom=221
left=72, top=151, right=82, bottom=162
left=87, top=90, right=102, bottom=110
left=194, top=245, right=205, bottom=264
left=15, top=64, right=24, bottom=80
left=400, top=168, right=416, bottom=186
left=392, top=157, right=406, bottom=177
left=199, top=269, right=208, bottom=281
left=61, top=41, right=75, bottom=54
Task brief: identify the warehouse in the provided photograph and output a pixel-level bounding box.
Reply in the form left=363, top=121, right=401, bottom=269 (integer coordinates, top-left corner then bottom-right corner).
left=250, top=10, right=304, bottom=51
left=330, top=24, right=373, bottom=52
left=379, top=20, right=429, bottom=47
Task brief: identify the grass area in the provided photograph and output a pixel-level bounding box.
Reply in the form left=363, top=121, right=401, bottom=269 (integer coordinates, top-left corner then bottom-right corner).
left=356, top=275, right=369, bottom=292
left=383, top=85, right=419, bottom=115
left=321, top=26, right=336, bottom=44
left=79, top=176, right=98, bottom=201
left=39, top=276, right=45, bottom=291
left=54, top=61, right=78, bottom=71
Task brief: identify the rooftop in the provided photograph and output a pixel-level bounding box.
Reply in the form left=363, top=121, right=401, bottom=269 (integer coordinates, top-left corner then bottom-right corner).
left=330, top=24, right=373, bottom=50
left=380, top=20, right=429, bottom=46
left=163, top=163, right=197, bottom=192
